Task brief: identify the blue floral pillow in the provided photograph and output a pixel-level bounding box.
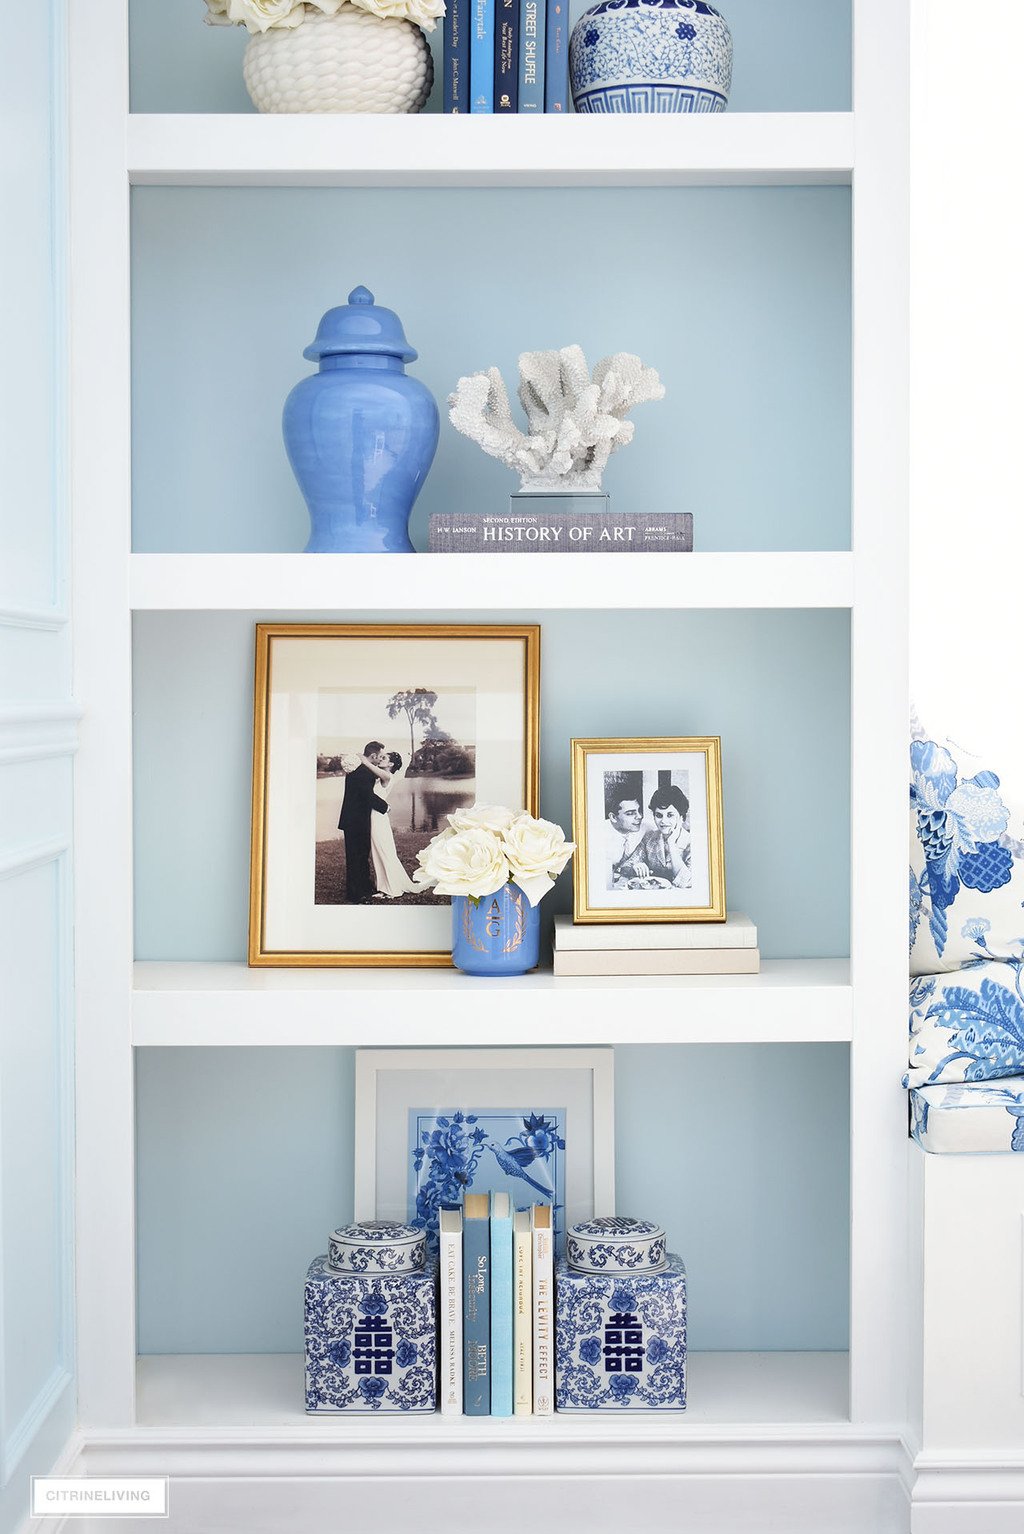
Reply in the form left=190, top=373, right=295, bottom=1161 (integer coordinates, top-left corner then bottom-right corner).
left=905, top=959, right=1024, bottom=1088
left=910, top=716, right=1024, bottom=974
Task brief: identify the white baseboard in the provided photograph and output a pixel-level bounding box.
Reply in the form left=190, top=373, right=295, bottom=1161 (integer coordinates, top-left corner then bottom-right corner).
left=68, top=1433, right=912, bottom=1534
left=59, top=1432, right=1024, bottom=1534
left=911, top=1459, right=1024, bottom=1534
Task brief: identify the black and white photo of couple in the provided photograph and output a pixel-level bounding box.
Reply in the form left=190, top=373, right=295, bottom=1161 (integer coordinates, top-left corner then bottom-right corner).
left=315, top=685, right=476, bottom=908
left=605, top=768, right=691, bottom=892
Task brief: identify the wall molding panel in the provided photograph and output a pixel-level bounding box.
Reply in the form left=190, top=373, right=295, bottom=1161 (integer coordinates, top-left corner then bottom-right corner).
left=0, top=3, right=74, bottom=1532
left=0, top=842, right=75, bottom=1498
left=0, top=709, right=80, bottom=767
left=0, top=611, right=68, bottom=635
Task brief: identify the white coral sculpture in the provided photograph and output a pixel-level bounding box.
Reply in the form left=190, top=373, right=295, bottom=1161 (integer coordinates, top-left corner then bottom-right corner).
left=448, top=345, right=665, bottom=492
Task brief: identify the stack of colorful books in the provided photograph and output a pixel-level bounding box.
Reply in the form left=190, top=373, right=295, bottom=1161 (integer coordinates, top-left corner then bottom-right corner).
left=443, top=0, right=569, bottom=113
left=552, top=912, right=761, bottom=976
left=438, top=1195, right=555, bottom=1416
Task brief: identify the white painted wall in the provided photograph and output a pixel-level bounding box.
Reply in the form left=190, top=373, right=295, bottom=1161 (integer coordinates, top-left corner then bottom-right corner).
left=0, top=5, right=77, bottom=1532
left=910, top=0, right=1024, bottom=759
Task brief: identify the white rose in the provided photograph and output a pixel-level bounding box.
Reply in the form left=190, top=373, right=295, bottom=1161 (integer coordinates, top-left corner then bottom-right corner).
left=348, top=0, right=445, bottom=30
left=501, top=814, right=575, bottom=906
left=414, top=828, right=511, bottom=899
left=204, top=0, right=234, bottom=23
left=447, top=804, right=519, bottom=834
left=225, top=0, right=309, bottom=32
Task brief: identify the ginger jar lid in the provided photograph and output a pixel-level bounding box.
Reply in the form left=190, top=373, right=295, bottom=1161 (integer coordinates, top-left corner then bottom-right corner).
left=303, top=285, right=418, bottom=363
left=566, top=1216, right=668, bottom=1275
left=327, top=1220, right=427, bottom=1274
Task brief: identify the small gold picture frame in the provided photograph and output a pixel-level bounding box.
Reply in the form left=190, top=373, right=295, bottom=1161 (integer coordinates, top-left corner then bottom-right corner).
left=571, top=737, right=726, bottom=924
left=250, top=623, right=540, bottom=967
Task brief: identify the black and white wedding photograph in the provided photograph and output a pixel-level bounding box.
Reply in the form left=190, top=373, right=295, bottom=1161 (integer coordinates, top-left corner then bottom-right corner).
left=571, top=737, right=726, bottom=925
left=250, top=624, right=539, bottom=964
left=315, top=685, right=477, bottom=907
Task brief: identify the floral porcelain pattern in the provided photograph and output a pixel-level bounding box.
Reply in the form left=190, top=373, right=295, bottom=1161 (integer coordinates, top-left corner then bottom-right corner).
left=567, top=1235, right=668, bottom=1272
left=328, top=1220, right=425, bottom=1273
left=910, top=716, right=1024, bottom=974
left=304, top=1257, right=437, bottom=1412
left=555, top=1257, right=687, bottom=1410
left=410, top=1108, right=565, bottom=1251
left=571, top=1217, right=660, bottom=1238
left=569, top=0, right=733, bottom=116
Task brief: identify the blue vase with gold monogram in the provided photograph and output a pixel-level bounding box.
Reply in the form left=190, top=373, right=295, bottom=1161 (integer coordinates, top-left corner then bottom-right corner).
left=283, top=285, right=439, bottom=553
left=451, top=882, right=541, bottom=976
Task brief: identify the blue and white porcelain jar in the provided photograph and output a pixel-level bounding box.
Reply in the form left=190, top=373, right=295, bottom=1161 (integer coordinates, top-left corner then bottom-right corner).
left=305, top=1221, right=437, bottom=1413
left=569, top=0, right=732, bottom=115
left=556, top=1215, right=687, bottom=1411
left=451, top=881, right=541, bottom=977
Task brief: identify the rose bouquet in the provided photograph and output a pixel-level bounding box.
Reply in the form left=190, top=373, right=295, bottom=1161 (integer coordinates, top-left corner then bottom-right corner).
left=205, top=0, right=444, bottom=33
left=415, top=806, right=575, bottom=906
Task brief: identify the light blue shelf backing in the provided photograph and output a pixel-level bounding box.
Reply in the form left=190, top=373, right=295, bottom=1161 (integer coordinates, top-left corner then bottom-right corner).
left=135, top=1042, right=850, bottom=1355
left=132, top=607, right=850, bottom=962
left=129, top=0, right=851, bottom=115
left=130, top=184, right=851, bottom=556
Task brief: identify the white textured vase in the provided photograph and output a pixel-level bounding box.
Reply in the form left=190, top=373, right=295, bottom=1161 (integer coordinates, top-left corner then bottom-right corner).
left=243, top=6, right=433, bottom=114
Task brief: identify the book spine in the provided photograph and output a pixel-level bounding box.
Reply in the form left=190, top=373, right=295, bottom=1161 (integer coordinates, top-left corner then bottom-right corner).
left=490, top=1213, right=514, bottom=1417
left=463, top=1215, right=491, bottom=1414
left=543, top=0, right=567, bottom=112
left=494, top=0, right=519, bottom=112
left=552, top=948, right=761, bottom=977
left=471, top=0, right=495, bottom=112
left=439, top=1225, right=464, bottom=1414
left=428, top=512, right=694, bottom=553
left=444, top=0, right=470, bottom=113
left=513, top=1223, right=533, bottom=1414
left=518, top=0, right=545, bottom=113
left=532, top=1221, right=554, bottom=1415
left=553, top=913, right=756, bottom=951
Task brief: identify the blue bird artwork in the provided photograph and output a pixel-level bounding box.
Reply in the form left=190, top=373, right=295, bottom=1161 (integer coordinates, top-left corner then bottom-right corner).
left=409, top=1109, right=566, bottom=1251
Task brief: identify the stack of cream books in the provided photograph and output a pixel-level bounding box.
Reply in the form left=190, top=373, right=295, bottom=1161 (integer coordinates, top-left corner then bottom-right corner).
left=552, top=912, right=760, bottom=976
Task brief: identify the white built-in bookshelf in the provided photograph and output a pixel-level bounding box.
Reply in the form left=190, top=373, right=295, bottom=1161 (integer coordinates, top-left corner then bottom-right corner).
left=68, top=3, right=909, bottom=1529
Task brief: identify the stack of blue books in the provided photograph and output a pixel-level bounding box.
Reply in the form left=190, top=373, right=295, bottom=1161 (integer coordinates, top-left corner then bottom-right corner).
left=443, top=0, right=569, bottom=113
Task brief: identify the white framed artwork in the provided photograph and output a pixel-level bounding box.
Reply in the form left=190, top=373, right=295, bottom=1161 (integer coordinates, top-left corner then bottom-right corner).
left=353, top=1047, right=615, bottom=1253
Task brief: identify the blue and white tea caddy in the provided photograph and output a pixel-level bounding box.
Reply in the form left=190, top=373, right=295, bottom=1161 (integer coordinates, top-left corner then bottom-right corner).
left=282, top=285, right=440, bottom=554
left=556, top=1216, right=687, bottom=1411
left=304, top=1220, right=437, bottom=1412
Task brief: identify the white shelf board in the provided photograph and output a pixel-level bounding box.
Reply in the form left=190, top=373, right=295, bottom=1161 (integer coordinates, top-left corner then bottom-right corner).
left=136, top=1351, right=849, bottom=1432
left=127, top=112, right=854, bottom=189
left=129, top=552, right=854, bottom=612
left=131, top=958, right=851, bottom=1046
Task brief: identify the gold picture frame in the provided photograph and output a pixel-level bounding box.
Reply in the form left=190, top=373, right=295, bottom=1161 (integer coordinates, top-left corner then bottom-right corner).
left=250, top=623, right=540, bottom=967
left=571, top=737, right=726, bottom=924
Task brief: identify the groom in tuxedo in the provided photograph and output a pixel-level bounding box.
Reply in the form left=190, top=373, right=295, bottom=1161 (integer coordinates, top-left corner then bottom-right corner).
left=338, top=741, right=390, bottom=903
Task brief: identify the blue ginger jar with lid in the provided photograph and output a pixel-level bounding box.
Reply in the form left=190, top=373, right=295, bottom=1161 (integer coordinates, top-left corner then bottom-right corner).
left=569, top=0, right=732, bottom=115
left=283, top=285, right=440, bottom=553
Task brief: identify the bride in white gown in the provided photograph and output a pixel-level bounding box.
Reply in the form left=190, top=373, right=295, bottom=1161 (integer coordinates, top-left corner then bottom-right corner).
left=366, top=751, right=418, bottom=898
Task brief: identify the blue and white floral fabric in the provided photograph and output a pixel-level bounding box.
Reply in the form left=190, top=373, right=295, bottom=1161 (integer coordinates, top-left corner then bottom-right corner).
left=910, top=714, right=1024, bottom=975
left=910, top=1078, right=1024, bottom=1154
left=906, top=959, right=1024, bottom=1089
